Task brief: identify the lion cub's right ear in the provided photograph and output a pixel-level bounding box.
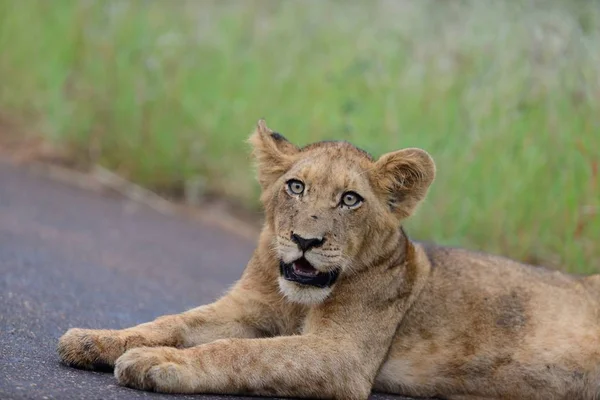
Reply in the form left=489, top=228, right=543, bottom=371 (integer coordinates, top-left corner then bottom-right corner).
left=373, top=148, right=436, bottom=219
left=248, top=119, right=299, bottom=189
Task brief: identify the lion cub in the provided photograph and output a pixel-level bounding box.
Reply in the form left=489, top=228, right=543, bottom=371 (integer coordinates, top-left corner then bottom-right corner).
left=59, top=120, right=600, bottom=399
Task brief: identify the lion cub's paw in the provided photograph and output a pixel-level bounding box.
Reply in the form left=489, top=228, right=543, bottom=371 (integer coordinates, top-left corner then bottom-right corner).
left=58, top=328, right=126, bottom=370
left=114, top=347, right=198, bottom=393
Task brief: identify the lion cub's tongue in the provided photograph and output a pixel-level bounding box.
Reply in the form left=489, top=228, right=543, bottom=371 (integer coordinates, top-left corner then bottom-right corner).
left=293, top=258, right=319, bottom=277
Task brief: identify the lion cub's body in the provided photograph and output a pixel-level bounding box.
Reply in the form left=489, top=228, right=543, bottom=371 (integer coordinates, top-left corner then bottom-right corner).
left=58, top=121, right=599, bottom=400
left=377, top=244, right=600, bottom=399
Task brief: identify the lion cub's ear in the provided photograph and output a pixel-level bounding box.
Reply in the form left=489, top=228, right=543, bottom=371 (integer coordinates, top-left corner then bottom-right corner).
left=373, top=148, right=436, bottom=219
left=248, top=119, right=299, bottom=189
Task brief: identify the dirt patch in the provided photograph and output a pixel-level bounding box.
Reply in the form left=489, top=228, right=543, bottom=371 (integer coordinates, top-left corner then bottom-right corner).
left=0, top=114, right=72, bottom=166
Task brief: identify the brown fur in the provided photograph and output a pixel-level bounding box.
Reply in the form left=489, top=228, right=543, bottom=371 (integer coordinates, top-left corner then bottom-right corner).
left=58, top=120, right=600, bottom=399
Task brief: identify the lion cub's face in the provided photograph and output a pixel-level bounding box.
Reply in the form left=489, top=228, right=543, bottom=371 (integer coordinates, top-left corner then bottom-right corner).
left=272, top=149, right=379, bottom=303
left=250, top=120, right=435, bottom=305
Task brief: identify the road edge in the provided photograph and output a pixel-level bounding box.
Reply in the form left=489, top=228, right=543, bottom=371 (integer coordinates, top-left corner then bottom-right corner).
left=0, top=156, right=261, bottom=242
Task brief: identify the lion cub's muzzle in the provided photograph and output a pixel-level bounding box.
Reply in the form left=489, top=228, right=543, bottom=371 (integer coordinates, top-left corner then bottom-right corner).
left=279, top=258, right=340, bottom=288
left=279, top=232, right=340, bottom=288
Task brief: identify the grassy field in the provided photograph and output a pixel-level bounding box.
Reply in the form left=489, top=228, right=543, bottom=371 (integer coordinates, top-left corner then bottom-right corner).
left=0, top=0, right=598, bottom=272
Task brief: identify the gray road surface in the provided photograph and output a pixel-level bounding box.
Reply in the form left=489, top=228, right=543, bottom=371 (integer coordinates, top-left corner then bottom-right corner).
left=0, top=162, right=419, bottom=400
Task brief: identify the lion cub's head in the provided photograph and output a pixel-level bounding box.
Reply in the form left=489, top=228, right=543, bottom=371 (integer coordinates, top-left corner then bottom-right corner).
left=249, top=120, right=435, bottom=304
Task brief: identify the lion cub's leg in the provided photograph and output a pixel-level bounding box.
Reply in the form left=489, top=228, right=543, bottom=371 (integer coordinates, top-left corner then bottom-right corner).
left=58, top=286, right=272, bottom=370
left=114, top=335, right=373, bottom=400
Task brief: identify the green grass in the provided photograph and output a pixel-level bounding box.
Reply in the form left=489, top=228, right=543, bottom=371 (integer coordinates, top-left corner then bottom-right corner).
left=0, top=0, right=598, bottom=272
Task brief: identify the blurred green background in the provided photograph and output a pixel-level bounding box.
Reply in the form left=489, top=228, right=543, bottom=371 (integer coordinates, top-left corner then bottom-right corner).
left=0, top=0, right=597, bottom=272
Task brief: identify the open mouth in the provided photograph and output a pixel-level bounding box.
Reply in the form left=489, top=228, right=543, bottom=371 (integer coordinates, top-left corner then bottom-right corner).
left=279, top=257, right=340, bottom=288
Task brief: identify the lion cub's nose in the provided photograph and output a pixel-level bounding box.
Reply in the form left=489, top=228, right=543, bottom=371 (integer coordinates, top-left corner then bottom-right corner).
left=291, top=233, right=325, bottom=252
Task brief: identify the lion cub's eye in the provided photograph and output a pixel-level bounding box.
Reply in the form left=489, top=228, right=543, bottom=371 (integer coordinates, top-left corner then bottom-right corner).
left=287, top=179, right=305, bottom=195
left=341, top=191, right=363, bottom=208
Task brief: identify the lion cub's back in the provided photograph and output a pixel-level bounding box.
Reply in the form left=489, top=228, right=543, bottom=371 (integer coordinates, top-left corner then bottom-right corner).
left=374, top=244, right=600, bottom=399
left=420, top=242, right=581, bottom=288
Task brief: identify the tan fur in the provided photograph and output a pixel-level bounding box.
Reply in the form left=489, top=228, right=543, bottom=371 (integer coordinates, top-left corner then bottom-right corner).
left=58, top=120, right=600, bottom=399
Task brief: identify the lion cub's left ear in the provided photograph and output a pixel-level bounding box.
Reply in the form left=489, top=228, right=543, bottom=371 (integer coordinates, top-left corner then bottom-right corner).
left=373, top=148, right=436, bottom=219
left=248, top=119, right=299, bottom=189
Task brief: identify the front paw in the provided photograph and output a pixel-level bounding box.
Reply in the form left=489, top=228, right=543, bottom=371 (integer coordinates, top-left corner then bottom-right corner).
left=115, top=347, right=197, bottom=393
left=58, top=328, right=126, bottom=370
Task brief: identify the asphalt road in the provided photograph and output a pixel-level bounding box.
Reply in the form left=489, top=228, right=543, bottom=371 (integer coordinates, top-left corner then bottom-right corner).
left=0, top=162, right=416, bottom=400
